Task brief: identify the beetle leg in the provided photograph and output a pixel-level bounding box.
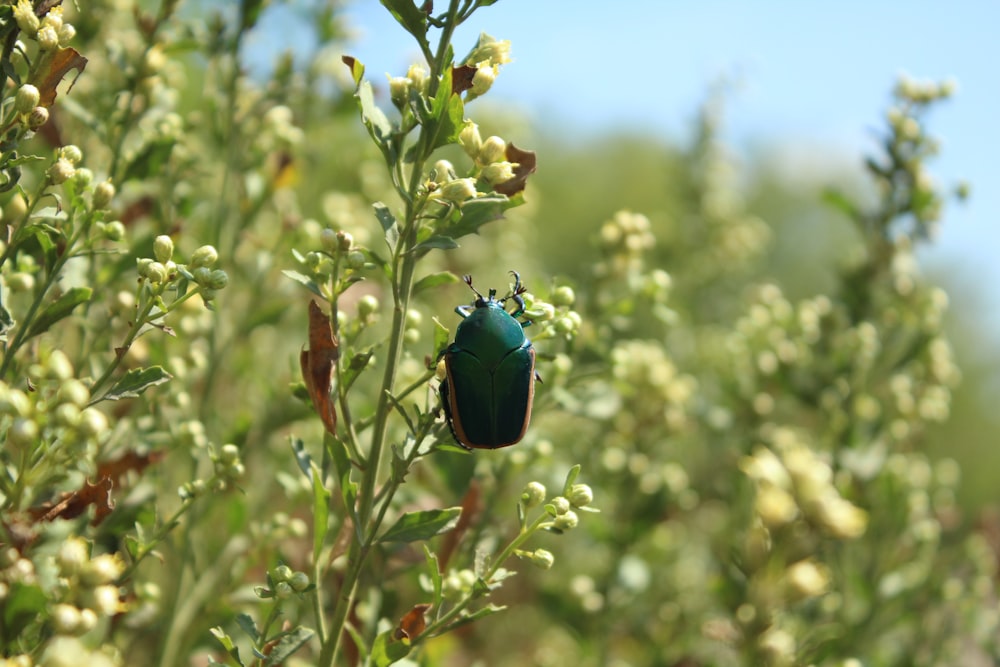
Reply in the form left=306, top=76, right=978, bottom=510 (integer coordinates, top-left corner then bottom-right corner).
left=455, top=304, right=474, bottom=318
left=535, top=370, right=543, bottom=384
left=463, top=274, right=486, bottom=299
left=509, top=293, right=526, bottom=318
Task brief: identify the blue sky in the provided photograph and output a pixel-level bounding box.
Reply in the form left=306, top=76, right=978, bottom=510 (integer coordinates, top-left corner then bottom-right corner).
left=264, top=1, right=999, bottom=326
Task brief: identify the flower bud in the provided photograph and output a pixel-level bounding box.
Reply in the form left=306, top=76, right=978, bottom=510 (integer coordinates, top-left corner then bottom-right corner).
left=550, top=496, right=571, bottom=515
left=37, top=24, right=58, bottom=49
left=81, top=554, right=124, bottom=586
left=438, top=178, right=477, bottom=204
left=7, top=272, right=34, bottom=292
left=478, top=136, right=506, bottom=165
left=346, top=250, right=366, bottom=270
left=14, top=0, right=39, bottom=35
left=432, top=159, right=455, bottom=183
left=92, top=180, right=115, bottom=209
left=521, top=481, right=546, bottom=508
left=274, top=582, right=293, bottom=599
left=335, top=230, right=353, bottom=252
left=15, top=84, right=39, bottom=114
left=358, top=294, right=379, bottom=321
left=77, top=407, right=109, bottom=437
left=8, top=418, right=38, bottom=448
left=27, top=106, right=49, bottom=129
left=289, top=571, right=310, bottom=592
left=553, top=509, right=579, bottom=531
left=388, top=75, right=410, bottom=108
left=51, top=604, right=82, bottom=635
left=48, top=158, right=75, bottom=184
left=57, top=22, right=75, bottom=46
left=59, top=145, right=83, bottom=164
left=551, top=286, right=575, bottom=307
left=470, top=64, right=497, bottom=95
left=72, top=167, right=93, bottom=189
left=146, top=261, right=168, bottom=283
left=405, top=64, right=427, bottom=92
left=568, top=483, right=594, bottom=508
left=459, top=121, right=482, bottom=159
left=192, top=266, right=212, bottom=286
left=481, top=161, right=515, bottom=185
left=56, top=538, right=89, bottom=575
left=273, top=564, right=293, bottom=582
left=183, top=246, right=216, bottom=270
left=530, top=548, right=555, bottom=570
left=56, top=379, right=90, bottom=408
left=153, top=235, right=173, bottom=263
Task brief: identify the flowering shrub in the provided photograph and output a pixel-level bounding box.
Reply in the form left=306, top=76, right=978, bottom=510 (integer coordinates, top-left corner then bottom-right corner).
left=0, top=2, right=994, bottom=667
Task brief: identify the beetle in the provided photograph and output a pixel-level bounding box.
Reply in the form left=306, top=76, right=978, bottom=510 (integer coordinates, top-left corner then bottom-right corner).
left=440, top=271, right=537, bottom=449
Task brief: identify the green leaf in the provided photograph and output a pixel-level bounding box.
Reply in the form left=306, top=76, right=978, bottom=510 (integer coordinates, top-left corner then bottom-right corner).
left=562, top=464, right=581, bottom=495
left=3, top=582, right=47, bottom=638
left=440, top=195, right=517, bottom=240
left=342, top=55, right=365, bottom=86
left=210, top=627, right=245, bottom=666
left=380, top=0, right=429, bottom=44
left=374, top=202, right=400, bottom=252
left=370, top=628, right=412, bottom=667
left=282, top=270, right=324, bottom=297
left=310, top=459, right=331, bottom=567
left=123, top=137, right=175, bottom=182
left=409, top=235, right=459, bottom=256
left=380, top=507, right=461, bottom=544
left=101, top=366, right=173, bottom=401
left=25, top=287, right=92, bottom=339
left=264, top=626, right=315, bottom=665
left=426, top=68, right=465, bottom=153
left=358, top=80, right=393, bottom=146
left=423, top=544, right=443, bottom=602
left=822, top=188, right=862, bottom=221
left=413, top=271, right=459, bottom=296
left=431, top=317, right=450, bottom=362
left=326, top=434, right=359, bottom=529
left=235, top=613, right=259, bottom=642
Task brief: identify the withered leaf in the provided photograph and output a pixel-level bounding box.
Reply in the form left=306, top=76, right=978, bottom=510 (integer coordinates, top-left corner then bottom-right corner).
left=393, top=603, right=432, bottom=642
left=38, top=47, right=88, bottom=108
left=29, top=476, right=114, bottom=526
left=96, top=450, right=164, bottom=487
left=301, top=300, right=339, bottom=435
left=451, top=65, right=477, bottom=95
left=494, top=142, right=537, bottom=196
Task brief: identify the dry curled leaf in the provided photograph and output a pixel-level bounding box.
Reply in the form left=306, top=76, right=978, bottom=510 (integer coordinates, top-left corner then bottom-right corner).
left=494, top=142, right=537, bottom=196
left=28, top=476, right=114, bottom=526
left=451, top=64, right=477, bottom=95
left=37, top=47, right=88, bottom=107
left=393, top=603, right=432, bottom=642
left=301, top=300, right=339, bottom=435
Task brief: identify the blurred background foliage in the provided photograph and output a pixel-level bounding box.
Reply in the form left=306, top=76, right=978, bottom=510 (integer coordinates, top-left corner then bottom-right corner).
left=1, top=0, right=998, bottom=666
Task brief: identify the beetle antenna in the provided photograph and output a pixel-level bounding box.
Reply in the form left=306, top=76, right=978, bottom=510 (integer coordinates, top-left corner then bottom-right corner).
left=462, top=274, right=485, bottom=299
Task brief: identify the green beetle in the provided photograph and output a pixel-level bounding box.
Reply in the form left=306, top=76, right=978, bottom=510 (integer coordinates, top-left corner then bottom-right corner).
left=440, top=271, right=537, bottom=449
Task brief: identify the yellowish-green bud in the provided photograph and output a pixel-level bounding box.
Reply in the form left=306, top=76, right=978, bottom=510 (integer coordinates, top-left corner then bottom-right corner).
left=192, top=266, right=212, bottom=286
left=7, top=272, right=34, bottom=292
left=273, top=564, right=293, bottom=582
left=358, top=294, right=379, bottom=320
left=481, top=161, right=516, bottom=185
left=553, top=509, right=579, bottom=531
left=8, top=418, right=38, bottom=448
left=550, top=496, right=571, bottom=515
left=77, top=407, right=109, bottom=437
left=289, top=571, right=310, bottom=592
left=15, top=84, right=39, bottom=114
left=37, top=25, right=59, bottom=50
left=81, top=554, right=124, bottom=586
left=335, top=230, right=353, bottom=252
left=521, top=481, right=546, bottom=508
left=93, top=180, right=115, bottom=209
left=439, top=178, right=477, bottom=204
left=432, top=159, right=456, bottom=183
left=51, top=604, right=82, bottom=635
left=478, top=136, right=506, bottom=165
left=470, top=64, right=497, bottom=96
left=568, top=483, right=594, bottom=508
left=56, top=379, right=90, bottom=408
left=153, top=235, right=173, bottom=263
left=56, top=537, right=89, bottom=575
left=14, top=0, right=39, bottom=35
left=190, top=244, right=218, bottom=268
left=72, top=167, right=93, bottom=189
left=465, top=34, right=512, bottom=67
left=104, top=220, right=125, bottom=241
left=48, top=158, right=75, bottom=184
left=346, top=250, right=366, bottom=270
left=59, top=145, right=83, bottom=164
left=388, top=75, right=410, bottom=108
left=459, top=121, right=482, bottom=159
left=551, top=285, right=575, bottom=307
left=27, top=106, right=49, bottom=129
left=57, top=22, right=75, bottom=46
left=405, top=63, right=427, bottom=92
left=530, top=548, right=554, bottom=570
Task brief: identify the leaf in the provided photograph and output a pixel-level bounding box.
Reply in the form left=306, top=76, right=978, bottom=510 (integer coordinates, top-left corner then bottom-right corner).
left=282, top=269, right=324, bottom=298
left=310, top=460, right=331, bottom=567
left=327, top=436, right=359, bottom=528
left=358, top=80, right=392, bottom=146
left=341, top=55, right=365, bottom=86
left=452, top=65, right=477, bottom=95
left=380, top=0, right=430, bottom=43
left=264, top=626, right=315, bottom=665
left=122, top=137, right=176, bottom=183
left=37, top=47, right=87, bottom=107
left=380, top=507, right=461, bottom=544
left=25, top=287, right=92, bottom=339
left=370, top=628, right=412, bottom=667
left=822, top=187, right=862, bottom=221
left=3, top=583, right=48, bottom=640
left=393, top=603, right=431, bottom=642
left=374, top=202, right=400, bottom=252
left=431, top=317, right=450, bottom=364
left=300, top=301, right=339, bottom=435
left=423, top=545, right=443, bottom=602
left=440, top=195, right=515, bottom=239
left=102, top=366, right=172, bottom=401
left=426, top=68, right=465, bottom=153
left=410, top=235, right=459, bottom=256
left=27, top=476, right=114, bottom=526
left=210, top=627, right=245, bottom=667
left=235, top=613, right=259, bottom=642
left=494, top=143, right=537, bottom=196
left=411, top=274, right=459, bottom=301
